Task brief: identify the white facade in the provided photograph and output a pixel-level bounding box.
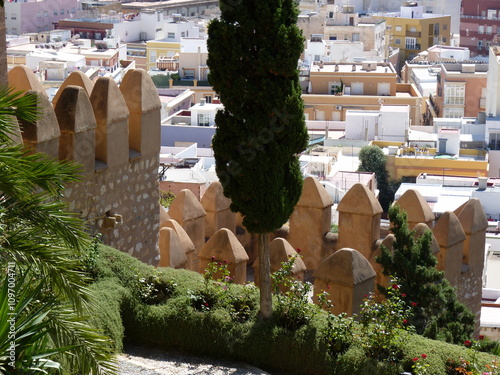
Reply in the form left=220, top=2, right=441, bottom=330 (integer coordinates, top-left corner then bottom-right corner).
left=26, top=50, right=85, bottom=71
left=378, top=105, right=410, bottom=142
left=486, top=47, right=500, bottom=118
left=344, top=110, right=380, bottom=140
left=189, top=101, right=223, bottom=127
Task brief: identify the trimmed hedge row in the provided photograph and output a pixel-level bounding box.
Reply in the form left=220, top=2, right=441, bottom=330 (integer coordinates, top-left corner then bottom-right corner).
left=89, top=245, right=498, bottom=375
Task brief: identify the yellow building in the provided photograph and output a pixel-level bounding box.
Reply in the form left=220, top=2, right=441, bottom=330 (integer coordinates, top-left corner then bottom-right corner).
left=303, top=61, right=424, bottom=125
left=146, top=40, right=181, bottom=71
left=373, top=2, right=451, bottom=69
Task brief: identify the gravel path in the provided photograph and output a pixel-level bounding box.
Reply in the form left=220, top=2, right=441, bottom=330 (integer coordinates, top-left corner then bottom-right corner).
left=116, top=345, right=271, bottom=375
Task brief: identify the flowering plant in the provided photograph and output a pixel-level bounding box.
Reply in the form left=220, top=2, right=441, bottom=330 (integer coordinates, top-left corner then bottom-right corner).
left=412, top=354, right=430, bottom=375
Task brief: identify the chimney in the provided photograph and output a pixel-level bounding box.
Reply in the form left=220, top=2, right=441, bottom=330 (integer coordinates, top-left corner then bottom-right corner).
left=478, top=177, right=488, bottom=190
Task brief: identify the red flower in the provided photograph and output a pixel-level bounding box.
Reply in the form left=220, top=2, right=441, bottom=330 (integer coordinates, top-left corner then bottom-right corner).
left=296, top=248, right=301, bottom=253
left=327, top=285, right=331, bottom=290
left=211, top=256, right=216, bottom=261
left=413, top=357, right=419, bottom=362
left=401, top=293, right=406, bottom=297
left=392, top=284, right=399, bottom=290
left=403, top=319, right=408, bottom=325
left=411, top=302, right=417, bottom=307
left=421, top=354, right=427, bottom=359
left=224, top=260, right=228, bottom=264
left=464, top=340, right=472, bottom=347
left=204, top=302, right=209, bottom=307
left=478, top=335, right=484, bottom=340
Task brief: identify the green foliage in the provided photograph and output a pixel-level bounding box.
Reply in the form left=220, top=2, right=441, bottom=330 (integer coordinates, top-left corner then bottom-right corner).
left=207, top=0, right=308, bottom=234
left=159, top=190, right=175, bottom=208
left=359, top=278, right=414, bottom=362
left=133, top=270, right=177, bottom=305
left=0, top=88, right=116, bottom=374
left=88, top=245, right=498, bottom=375
left=317, top=290, right=354, bottom=356
left=80, top=234, right=103, bottom=282
left=358, top=145, right=395, bottom=211
left=376, top=205, right=475, bottom=344
left=271, top=254, right=316, bottom=330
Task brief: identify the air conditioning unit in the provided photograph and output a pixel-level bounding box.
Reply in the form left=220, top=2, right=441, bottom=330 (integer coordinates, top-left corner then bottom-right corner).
left=335, top=105, right=342, bottom=110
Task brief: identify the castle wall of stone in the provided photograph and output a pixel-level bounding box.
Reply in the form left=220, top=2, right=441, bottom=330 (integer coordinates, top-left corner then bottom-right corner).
left=8, top=66, right=161, bottom=264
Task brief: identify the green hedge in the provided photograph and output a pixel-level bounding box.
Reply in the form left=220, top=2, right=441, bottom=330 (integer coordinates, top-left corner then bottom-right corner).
left=90, top=245, right=498, bottom=375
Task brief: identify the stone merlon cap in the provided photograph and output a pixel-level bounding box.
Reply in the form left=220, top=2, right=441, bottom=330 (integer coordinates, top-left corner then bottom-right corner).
left=168, top=189, right=206, bottom=221
left=337, top=183, right=383, bottom=215
left=433, top=211, right=466, bottom=248
left=312, top=248, right=376, bottom=287
left=21, top=91, right=60, bottom=142
left=453, top=198, right=488, bottom=234
left=160, top=218, right=195, bottom=254
left=54, top=85, right=97, bottom=132
left=395, top=189, right=435, bottom=223
left=199, top=228, right=249, bottom=263
left=120, top=69, right=162, bottom=113
left=8, top=65, right=47, bottom=97
left=201, top=181, right=232, bottom=212
left=269, top=237, right=306, bottom=273
left=52, top=70, right=94, bottom=107
left=90, top=77, right=129, bottom=124
left=296, top=176, right=333, bottom=208
left=413, top=223, right=440, bottom=255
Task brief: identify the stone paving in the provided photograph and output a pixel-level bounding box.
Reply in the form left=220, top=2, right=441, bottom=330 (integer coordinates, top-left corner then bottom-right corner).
left=117, top=345, right=270, bottom=375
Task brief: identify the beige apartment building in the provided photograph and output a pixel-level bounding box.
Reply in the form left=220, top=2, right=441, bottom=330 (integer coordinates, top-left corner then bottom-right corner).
left=302, top=61, right=423, bottom=125
left=373, top=2, right=451, bottom=69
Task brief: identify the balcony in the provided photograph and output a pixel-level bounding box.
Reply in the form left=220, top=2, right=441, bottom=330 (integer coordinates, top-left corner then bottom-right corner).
left=406, top=31, right=421, bottom=37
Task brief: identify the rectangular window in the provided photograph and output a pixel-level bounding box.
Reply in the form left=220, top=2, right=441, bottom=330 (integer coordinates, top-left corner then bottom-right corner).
left=197, top=113, right=210, bottom=126
left=444, top=108, right=464, bottom=118
left=351, top=82, right=364, bottom=95
left=478, top=25, right=484, bottom=34
left=149, top=50, right=157, bottom=63
left=409, top=26, right=417, bottom=32
left=54, top=10, right=58, bottom=16
left=60, top=9, right=64, bottom=14
left=377, top=82, right=391, bottom=96
left=167, top=32, right=175, bottom=39
left=443, top=24, right=447, bottom=30
left=444, top=84, right=465, bottom=105
left=11, top=14, right=16, bottom=20
left=434, top=23, right=439, bottom=35
left=487, top=26, right=493, bottom=35
left=405, top=37, right=416, bottom=49
left=314, top=55, right=321, bottom=61
left=395, top=26, right=402, bottom=32
left=395, top=38, right=401, bottom=45
left=44, top=11, right=48, bottom=17
left=184, top=69, right=194, bottom=79
left=352, top=33, right=360, bottom=41
left=426, top=6, right=433, bottom=13
left=478, top=40, right=484, bottom=49
left=205, top=95, right=212, bottom=103
left=181, top=31, right=186, bottom=37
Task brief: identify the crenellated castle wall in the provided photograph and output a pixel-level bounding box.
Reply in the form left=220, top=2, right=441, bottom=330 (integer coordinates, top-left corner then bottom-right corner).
left=8, top=65, right=161, bottom=264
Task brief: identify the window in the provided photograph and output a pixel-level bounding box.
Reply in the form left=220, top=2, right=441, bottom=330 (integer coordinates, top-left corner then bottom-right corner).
left=478, top=40, right=484, bottom=50
left=149, top=50, right=157, bottom=63
left=54, top=10, right=58, bottom=16
left=351, top=82, right=364, bottom=95
left=314, top=55, right=321, bottom=61
left=197, top=113, right=210, bottom=126
left=71, top=8, right=75, bottom=13
left=167, top=32, right=175, bottom=39
left=478, top=25, right=484, bottom=34
left=442, top=37, right=447, bottom=44
left=184, top=69, right=194, bottom=79
left=409, top=26, right=417, bottom=32
left=377, top=82, right=390, bottom=96
left=352, top=33, right=360, bottom=41
left=181, top=31, right=186, bottom=37
left=434, top=23, right=439, bottom=35
left=426, top=6, right=433, bottom=13
left=444, top=108, right=464, bottom=118
left=38, top=12, right=42, bottom=18
left=395, top=26, right=402, bottom=31
left=44, top=11, right=48, bottom=17
left=11, top=28, right=17, bottom=34
left=11, top=14, right=16, bottom=20
left=487, top=26, right=493, bottom=35
left=205, top=95, right=212, bottom=104
left=443, top=24, right=447, bottom=30
left=444, top=84, right=465, bottom=105
left=405, top=37, right=416, bottom=49
left=395, top=38, right=401, bottom=45
left=329, top=81, right=342, bottom=95
left=60, top=9, right=64, bottom=14
left=329, top=35, right=337, bottom=40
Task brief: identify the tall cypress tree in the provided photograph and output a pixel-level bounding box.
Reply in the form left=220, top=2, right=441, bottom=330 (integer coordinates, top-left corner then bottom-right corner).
left=377, top=205, right=474, bottom=344
left=207, top=0, right=308, bottom=318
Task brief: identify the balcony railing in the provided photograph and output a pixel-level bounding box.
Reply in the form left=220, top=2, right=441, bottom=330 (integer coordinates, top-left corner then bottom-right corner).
left=406, top=31, right=421, bottom=37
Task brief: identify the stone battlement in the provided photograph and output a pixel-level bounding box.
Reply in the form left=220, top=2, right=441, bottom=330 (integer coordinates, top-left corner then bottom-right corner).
left=8, top=65, right=162, bottom=264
